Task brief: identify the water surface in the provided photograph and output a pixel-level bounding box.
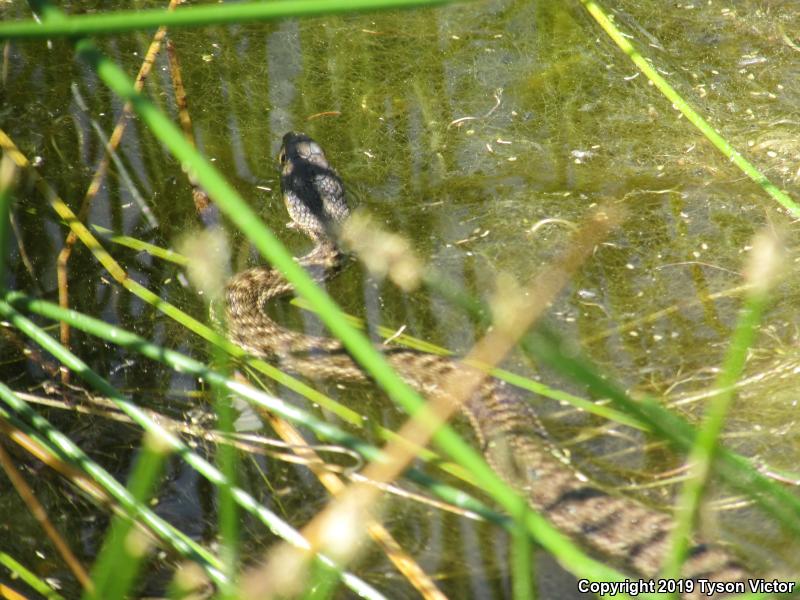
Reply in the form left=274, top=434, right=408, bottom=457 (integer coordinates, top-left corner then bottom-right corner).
left=3, top=1, right=800, bottom=597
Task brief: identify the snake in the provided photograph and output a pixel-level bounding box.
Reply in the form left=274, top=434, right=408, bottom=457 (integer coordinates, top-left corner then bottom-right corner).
left=224, top=132, right=751, bottom=590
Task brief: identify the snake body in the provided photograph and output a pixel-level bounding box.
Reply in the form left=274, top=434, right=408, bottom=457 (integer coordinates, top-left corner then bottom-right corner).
left=225, top=132, right=750, bottom=589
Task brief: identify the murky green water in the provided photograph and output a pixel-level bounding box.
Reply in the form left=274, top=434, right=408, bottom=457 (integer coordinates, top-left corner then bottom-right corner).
left=3, top=0, right=800, bottom=598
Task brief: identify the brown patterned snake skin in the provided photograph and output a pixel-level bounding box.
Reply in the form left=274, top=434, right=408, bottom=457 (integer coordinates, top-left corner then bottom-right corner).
left=225, top=132, right=751, bottom=591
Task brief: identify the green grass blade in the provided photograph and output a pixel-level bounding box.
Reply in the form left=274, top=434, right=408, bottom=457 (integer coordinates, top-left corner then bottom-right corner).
left=511, top=526, right=535, bottom=600
left=91, top=224, right=188, bottom=266
left=3, top=0, right=457, bottom=39
left=662, top=237, right=778, bottom=578
left=211, top=353, right=238, bottom=598
left=302, top=557, right=343, bottom=600
left=0, top=551, right=66, bottom=600
left=0, top=154, right=15, bottom=292
left=663, top=298, right=767, bottom=576
left=84, top=433, right=171, bottom=600
left=580, top=0, right=800, bottom=217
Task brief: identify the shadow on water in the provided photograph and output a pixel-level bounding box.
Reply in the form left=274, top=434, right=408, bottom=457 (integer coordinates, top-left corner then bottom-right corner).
left=2, top=0, right=800, bottom=597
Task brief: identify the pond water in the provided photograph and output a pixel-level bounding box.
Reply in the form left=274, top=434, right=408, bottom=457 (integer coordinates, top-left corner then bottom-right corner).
left=2, top=0, right=800, bottom=598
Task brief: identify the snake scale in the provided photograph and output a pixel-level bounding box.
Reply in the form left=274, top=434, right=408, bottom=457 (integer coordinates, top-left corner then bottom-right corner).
left=225, top=132, right=750, bottom=591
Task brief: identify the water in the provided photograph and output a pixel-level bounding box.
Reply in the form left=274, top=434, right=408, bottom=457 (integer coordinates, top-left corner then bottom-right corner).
left=2, top=1, right=800, bottom=597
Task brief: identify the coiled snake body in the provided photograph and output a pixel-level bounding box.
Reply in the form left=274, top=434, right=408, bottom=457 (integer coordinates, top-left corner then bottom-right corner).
left=225, top=132, right=750, bottom=589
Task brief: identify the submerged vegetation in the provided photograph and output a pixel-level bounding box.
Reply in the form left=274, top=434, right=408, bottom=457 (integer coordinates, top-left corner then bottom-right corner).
left=1, top=1, right=800, bottom=598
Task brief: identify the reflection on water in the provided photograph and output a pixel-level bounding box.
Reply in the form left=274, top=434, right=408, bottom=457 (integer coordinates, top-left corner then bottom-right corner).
left=2, top=0, right=800, bottom=597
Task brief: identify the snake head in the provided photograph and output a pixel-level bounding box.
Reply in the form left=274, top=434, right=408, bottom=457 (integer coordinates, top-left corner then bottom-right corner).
left=278, top=132, right=350, bottom=242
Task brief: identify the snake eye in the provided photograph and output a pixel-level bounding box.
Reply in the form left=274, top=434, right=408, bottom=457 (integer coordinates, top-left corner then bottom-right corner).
left=278, top=149, right=287, bottom=165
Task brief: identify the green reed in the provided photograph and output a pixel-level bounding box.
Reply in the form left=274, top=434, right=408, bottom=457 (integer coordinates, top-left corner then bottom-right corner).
left=663, top=235, right=781, bottom=579
left=0, top=0, right=457, bottom=39
left=83, top=432, right=170, bottom=600
left=581, top=0, right=800, bottom=218
left=0, top=551, right=65, bottom=600
left=0, top=155, right=14, bottom=288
